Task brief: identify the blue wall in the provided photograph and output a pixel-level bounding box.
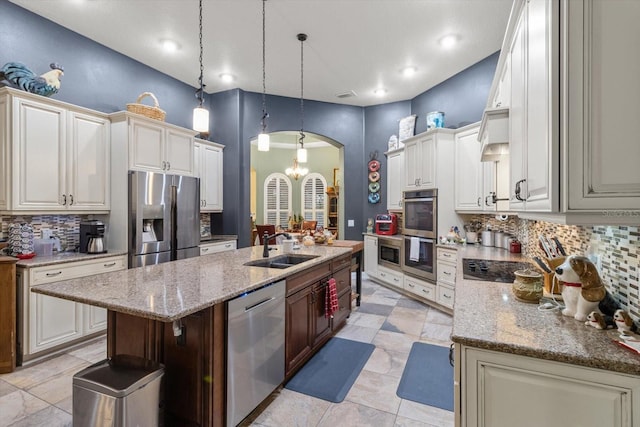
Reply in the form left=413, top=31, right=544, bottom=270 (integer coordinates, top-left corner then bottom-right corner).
left=1, top=0, right=499, bottom=246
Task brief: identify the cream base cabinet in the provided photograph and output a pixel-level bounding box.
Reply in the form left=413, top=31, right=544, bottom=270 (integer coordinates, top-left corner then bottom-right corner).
left=363, top=235, right=378, bottom=279
left=112, top=112, right=196, bottom=176
left=385, top=148, right=404, bottom=210
left=0, top=88, right=110, bottom=213
left=19, top=255, right=126, bottom=361
left=194, top=139, right=224, bottom=212
left=563, top=0, right=640, bottom=211
left=457, top=346, right=640, bottom=427
left=199, top=239, right=236, bottom=256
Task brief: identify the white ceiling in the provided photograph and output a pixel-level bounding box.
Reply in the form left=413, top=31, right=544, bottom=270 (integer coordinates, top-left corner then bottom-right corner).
left=9, top=0, right=513, bottom=107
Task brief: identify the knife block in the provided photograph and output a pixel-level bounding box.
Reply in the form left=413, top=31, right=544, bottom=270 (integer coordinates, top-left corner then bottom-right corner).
left=542, top=256, right=565, bottom=295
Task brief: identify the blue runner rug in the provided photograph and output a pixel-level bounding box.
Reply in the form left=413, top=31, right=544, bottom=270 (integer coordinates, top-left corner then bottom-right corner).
left=285, top=337, right=375, bottom=403
left=396, top=342, right=454, bottom=411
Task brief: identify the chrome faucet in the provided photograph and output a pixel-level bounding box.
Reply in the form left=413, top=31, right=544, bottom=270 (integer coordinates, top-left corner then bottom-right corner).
left=263, top=232, right=291, bottom=257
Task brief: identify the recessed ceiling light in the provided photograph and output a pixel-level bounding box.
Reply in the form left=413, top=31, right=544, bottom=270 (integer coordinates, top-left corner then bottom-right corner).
left=439, top=34, right=458, bottom=49
left=219, top=73, right=235, bottom=83
left=160, top=39, right=180, bottom=53
left=373, top=88, right=387, bottom=97
left=401, top=66, right=417, bottom=77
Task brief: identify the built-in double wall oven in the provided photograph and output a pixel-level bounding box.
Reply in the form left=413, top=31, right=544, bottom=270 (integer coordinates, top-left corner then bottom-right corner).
left=402, top=189, right=437, bottom=282
left=378, top=237, right=402, bottom=271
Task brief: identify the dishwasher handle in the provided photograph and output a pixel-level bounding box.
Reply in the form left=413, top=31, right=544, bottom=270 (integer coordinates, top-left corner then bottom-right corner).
left=245, top=296, right=276, bottom=312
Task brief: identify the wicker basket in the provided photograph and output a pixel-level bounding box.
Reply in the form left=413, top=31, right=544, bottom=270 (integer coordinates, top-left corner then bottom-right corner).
left=126, top=92, right=166, bottom=121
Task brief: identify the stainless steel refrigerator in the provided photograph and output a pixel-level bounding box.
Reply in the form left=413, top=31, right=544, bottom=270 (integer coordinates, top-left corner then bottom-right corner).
left=128, top=170, right=200, bottom=268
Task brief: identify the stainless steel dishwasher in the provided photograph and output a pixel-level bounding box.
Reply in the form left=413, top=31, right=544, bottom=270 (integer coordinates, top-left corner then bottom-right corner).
left=227, top=280, right=285, bottom=427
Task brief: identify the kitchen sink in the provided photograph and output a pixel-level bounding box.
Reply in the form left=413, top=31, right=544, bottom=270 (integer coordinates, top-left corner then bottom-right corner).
left=243, top=254, right=319, bottom=269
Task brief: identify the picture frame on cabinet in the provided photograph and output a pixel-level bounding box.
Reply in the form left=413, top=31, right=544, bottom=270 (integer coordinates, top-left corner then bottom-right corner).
left=398, top=115, right=416, bottom=142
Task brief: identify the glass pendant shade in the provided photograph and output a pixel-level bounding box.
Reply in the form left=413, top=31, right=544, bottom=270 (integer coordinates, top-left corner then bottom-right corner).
left=297, top=146, right=308, bottom=163
left=258, top=133, right=270, bottom=151
left=193, top=106, right=209, bottom=133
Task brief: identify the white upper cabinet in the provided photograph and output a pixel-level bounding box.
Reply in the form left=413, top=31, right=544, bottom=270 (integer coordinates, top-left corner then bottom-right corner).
left=508, top=0, right=558, bottom=213
left=563, top=0, right=640, bottom=212
left=454, top=124, right=483, bottom=211
left=194, top=138, right=224, bottom=212
left=0, top=88, right=110, bottom=213
left=126, top=115, right=195, bottom=176
left=385, top=148, right=404, bottom=211
left=404, top=129, right=454, bottom=191
left=485, top=0, right=640, bottom=223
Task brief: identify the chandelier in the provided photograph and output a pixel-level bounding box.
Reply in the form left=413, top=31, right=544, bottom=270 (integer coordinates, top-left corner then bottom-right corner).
left=192, top=0, right=209, bottom=134
left=285, top=158, right=308, bottom=181
left=257, top=0, right=270, bottom=151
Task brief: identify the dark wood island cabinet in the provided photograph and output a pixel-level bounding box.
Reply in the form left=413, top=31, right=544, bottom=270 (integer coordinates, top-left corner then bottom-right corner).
left=31, top=244, right=357, bottom=426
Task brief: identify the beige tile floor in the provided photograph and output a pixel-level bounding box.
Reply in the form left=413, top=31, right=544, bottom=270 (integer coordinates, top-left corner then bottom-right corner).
left=0, top=273, right=454, bottom=426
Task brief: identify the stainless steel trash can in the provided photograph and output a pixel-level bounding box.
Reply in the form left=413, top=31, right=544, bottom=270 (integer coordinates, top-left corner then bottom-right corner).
left=73, top=354, right=164, bottom=427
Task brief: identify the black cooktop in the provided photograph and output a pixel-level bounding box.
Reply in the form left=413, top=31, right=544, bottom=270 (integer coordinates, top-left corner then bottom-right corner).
left=462, top=258, right=533, bottom=283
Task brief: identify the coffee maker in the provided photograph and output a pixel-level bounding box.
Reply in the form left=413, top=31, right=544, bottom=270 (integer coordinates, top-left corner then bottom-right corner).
left=80, top=220, right=106, bottom=254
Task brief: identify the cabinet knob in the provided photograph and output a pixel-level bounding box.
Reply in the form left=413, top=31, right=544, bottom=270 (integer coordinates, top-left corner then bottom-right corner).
left=167, top=161, right=171, bottom=170
left=443, top=252, right=452, bottom=258
left=69, top=194, right=74, bottom=206
left=202, top=248, right=209, bottom=252
left=61, top=194, right=67, bottom=205
left=46, top=271, right=62, bottom=277
left=477, top=197, right=481, bottom=207
left=162, top=161, right=166, bottom=170
left=103, top=262, right=116, bottom=267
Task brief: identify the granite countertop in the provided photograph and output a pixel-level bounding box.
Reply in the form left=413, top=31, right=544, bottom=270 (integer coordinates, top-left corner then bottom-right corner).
left=451, top=245, right=640, bottom=376
left=15, top=251, right=128, bottom=268
left=32, top=245, right=351, bottom=322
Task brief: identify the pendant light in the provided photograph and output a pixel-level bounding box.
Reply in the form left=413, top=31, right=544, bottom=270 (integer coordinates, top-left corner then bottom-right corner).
left=257, top=0, right=270, bottom=151
left=193, top=0, right=209, bottom=134
left=296, top=33, right=308, bottom=163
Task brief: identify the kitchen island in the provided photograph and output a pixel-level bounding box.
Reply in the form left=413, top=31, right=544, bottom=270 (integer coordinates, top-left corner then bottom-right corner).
left=449, top=245, right=640, bottom=427
left=32, top=244, right=353, bottom=426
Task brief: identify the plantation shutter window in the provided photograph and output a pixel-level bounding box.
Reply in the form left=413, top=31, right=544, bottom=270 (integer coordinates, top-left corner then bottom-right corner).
left=264, top=173, right=292, bottom=227
left=301, top=173, right=327, bottom=227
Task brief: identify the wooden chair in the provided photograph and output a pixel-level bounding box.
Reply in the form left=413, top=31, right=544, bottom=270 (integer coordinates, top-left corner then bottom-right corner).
left=302, top=220, right=317, bottom=232
left=256, top=225, right=276, bottom=245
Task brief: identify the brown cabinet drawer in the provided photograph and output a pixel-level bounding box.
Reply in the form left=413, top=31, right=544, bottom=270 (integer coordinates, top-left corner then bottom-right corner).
left=332, top=266, right=351, bottom=295
left=286, top=261, right=331, bottom=296
left=331, top=254, right=352, bottom=273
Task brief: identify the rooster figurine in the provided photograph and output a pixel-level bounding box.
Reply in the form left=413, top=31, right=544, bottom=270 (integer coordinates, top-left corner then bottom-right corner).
left=0, top=62, right=64, bottom=97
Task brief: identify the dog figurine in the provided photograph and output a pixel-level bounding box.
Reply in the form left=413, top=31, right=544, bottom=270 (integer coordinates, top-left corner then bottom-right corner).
left=555, top=255, right=606, bottom=322
left=585, top=311, right=614, bottom=330
left=613, top=309, right=638, bottom=335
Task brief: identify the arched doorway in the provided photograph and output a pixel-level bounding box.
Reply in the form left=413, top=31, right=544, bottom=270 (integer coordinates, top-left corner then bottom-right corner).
left=250, top=131, right=344, bottom=243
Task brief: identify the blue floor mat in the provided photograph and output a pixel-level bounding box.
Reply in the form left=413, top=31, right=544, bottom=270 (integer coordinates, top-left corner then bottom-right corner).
left=396, top=342, right=454, bottom=411
left=285, top=337, right=375, bottom=403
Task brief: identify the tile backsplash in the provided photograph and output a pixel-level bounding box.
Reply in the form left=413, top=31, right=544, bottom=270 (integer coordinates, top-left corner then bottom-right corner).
left=462, top=214, right=640, bottom=324
left=1, top=214, right=84, bottom=252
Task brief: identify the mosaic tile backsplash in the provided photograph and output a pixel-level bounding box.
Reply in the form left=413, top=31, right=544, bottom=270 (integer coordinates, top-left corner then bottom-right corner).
left=461, top=214, right=640, bottom=324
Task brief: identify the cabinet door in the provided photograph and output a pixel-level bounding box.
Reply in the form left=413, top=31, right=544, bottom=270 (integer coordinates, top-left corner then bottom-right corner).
left=524, top=0, right=557, bottom=211
left=386, top=150, right=404, bottom=210
left=67, top=111, right=110, bottom=210
left=463, top=348, right=637, bottom=427
left=0, top=96, right=8, bottom=209
left=201, top=143, right=223, bottom=211
left=404, top=139, right=420, bottom=189
left=13, top=97, right=66, bottom=210
left=285, top=287, right=313, bottom=376
left=29, top=292, right=82, bottom=354
left=482, top=161, right=496, bottom=211
left=312, top=281, right=332, bottom=348
left=363, top=236, right=378, bottom=277
left=565, top=0, right=640, bottom=211
left=129, top=118, right=165, bottom=172
left=418, top=135, right=437, bottom=189
left=455, top=126, right=482, bottom=211
left=166, top=128, right=194, bottom=176
left=83, top=304, right=107, bottom=334
left=509, top=11, right=526, bottom=210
